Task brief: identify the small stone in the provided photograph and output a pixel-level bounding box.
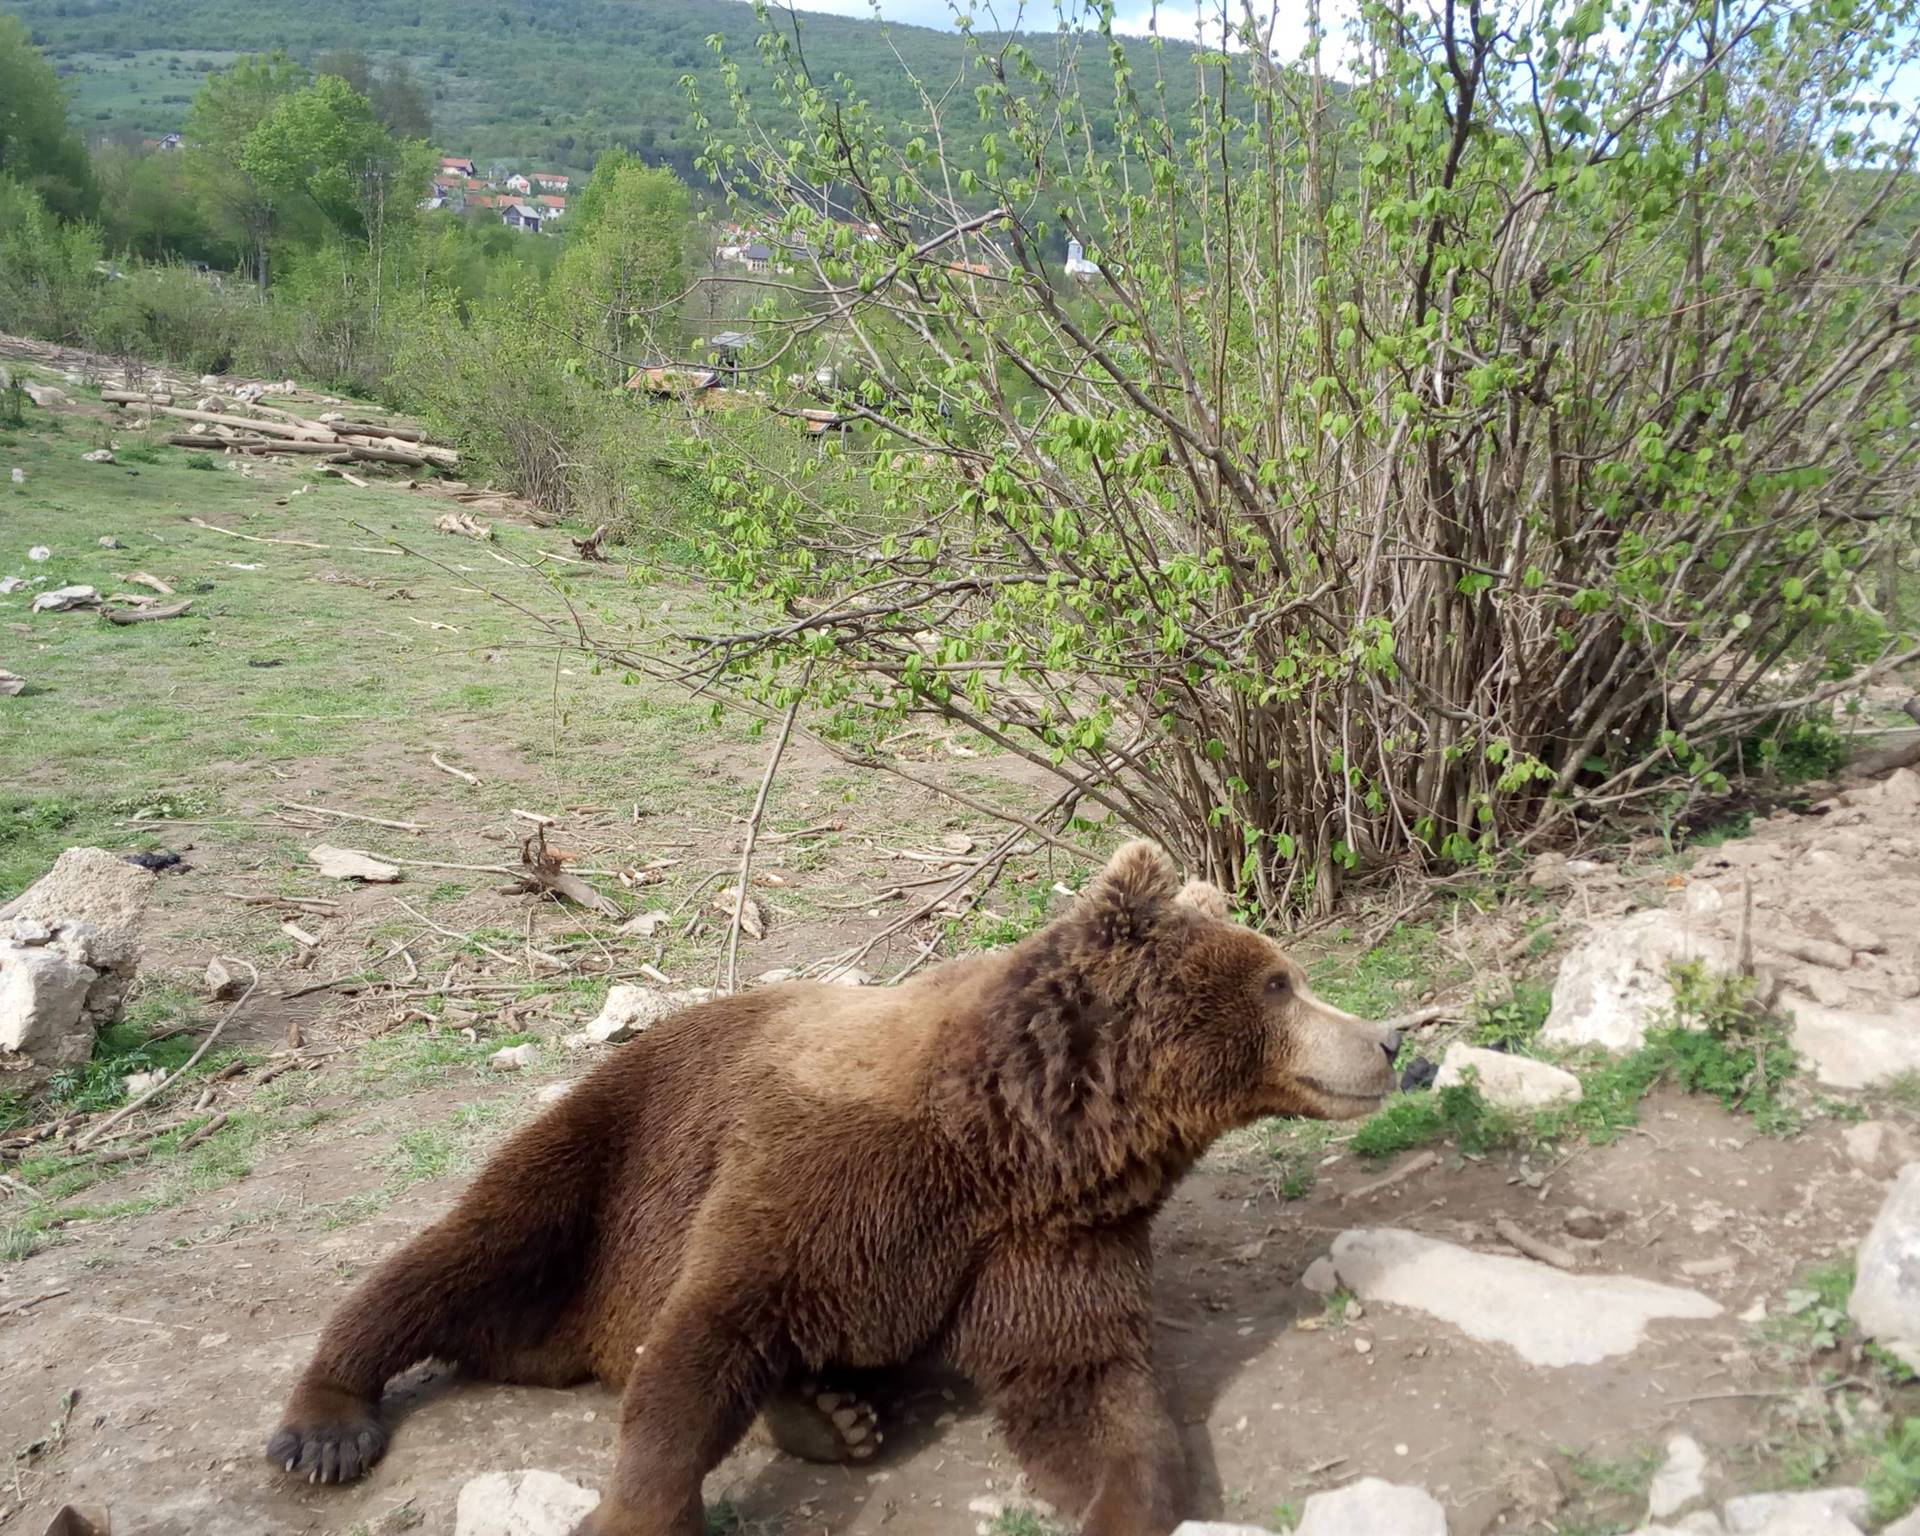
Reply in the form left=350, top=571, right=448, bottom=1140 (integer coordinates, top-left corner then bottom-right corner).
left=1434, top=1042, right=1583, bottom=1110
left=490, top=1043, right=537, bottom=1071
left=0, top=668, right=26, bottom=697
left=1647, top=1434, right=1709, bottom=1520
left=81, top=449, right=115, bottom=464
left=309, top=845, right=401, bottom=883
left=1528, top=853, right=1572, bottom=892
left=1720, top=1486, right=1867, bottom=1535
left=1300, top=1255, right=1339, bottom=1295
left=1563, top=1206, right=1620, bottom=1241
left=1842, top=1120, right=1920, bottom=1180
left=97, top=535, right=123, bottom=549
left=1738, top=1299, right=1767, bottom=1323
left=8, top=919, right=52, bottom=946
left=617, top=911, right=669, bottom=938
left=204, top=957, right=240, bottom=1001
left=8, top=468, right=23, bottom=484
left=454, top=1469, right=600, bottom=1536
left=30, top=584, right=99, bottom=612
left=123, top=1068, right=166, bottom=1097
left=1293, top=1477, right=1447, bottom=1536
left=1830, top=919, right=1885, bottom=955
left=584, top=985, right=714, bottom=1044
left=27, top=545, right=50, bottom=562
left=1352, top=1337, right=1372, bottom=1355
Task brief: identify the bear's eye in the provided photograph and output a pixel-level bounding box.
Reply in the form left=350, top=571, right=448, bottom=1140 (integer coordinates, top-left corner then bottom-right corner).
left=1265, top=973, right=1292, bottom=999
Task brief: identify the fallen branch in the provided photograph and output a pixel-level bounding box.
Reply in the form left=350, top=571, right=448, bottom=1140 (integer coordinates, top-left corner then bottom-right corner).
left=506, top=826, right=623, bottom=918
left=1340, top=1149, right=1440, bottom=1204
left=73, top=959, right=259, bottom=1151
left=281, top=800, right=426, bottom=833
left=104, top=599, right=194, bottom=625
left=1492, top=1215, right=1579, bottom=1270
left=189, top=517, right=327, bottom=550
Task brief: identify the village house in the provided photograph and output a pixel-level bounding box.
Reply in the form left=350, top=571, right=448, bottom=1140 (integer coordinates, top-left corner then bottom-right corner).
left=741, top=243, right=773, bottom=274
left=503, top=203, right=546, bottom=233
left=440, top=155, right=477, bottom=178
left=1065, top=238, right=1101, bottom=279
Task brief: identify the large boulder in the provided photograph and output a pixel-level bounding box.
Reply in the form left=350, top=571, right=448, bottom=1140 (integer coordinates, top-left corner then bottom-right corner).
left=1848, top=1164, right=1920, bottom=1372
left=1720, top=1487, right=1867, bottom=1535
left=1326, top=1228, right=1721, bottom=1367
left=0, top=850, right=151, bottom=1088
left=1542, top=909, right=1733, bottom=1054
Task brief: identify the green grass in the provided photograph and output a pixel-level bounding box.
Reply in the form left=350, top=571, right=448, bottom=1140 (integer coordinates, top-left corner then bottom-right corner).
left=1305, top=918, right=1446, bottom=1018
left=1867, top=1418, right=1920, bottom=1524
left=1470, top=981, right=1552, bottom=1050
left=1350, top=1082, right=1519, bottom=1160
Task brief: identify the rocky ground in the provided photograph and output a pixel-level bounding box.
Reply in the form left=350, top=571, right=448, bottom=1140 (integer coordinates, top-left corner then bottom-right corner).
left=4, top=341, right=1920, bottom=1536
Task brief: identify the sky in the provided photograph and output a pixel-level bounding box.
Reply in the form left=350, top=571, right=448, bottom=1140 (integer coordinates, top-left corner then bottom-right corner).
left=754, top=0, right=1363, bottom=52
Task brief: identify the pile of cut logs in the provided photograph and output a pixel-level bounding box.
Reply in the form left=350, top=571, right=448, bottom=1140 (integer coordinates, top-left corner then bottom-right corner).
left=102, top=391, right=458, bottom=473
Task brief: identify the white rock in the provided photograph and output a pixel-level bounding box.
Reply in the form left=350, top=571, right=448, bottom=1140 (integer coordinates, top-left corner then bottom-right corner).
left=205, top=957, right=240, bottom=1001
left=30, top=584, right=99, bottom=612
left=123, top=1068, right=167, bottom=1097
left=490, top=1043, right=538, bottom=1071
left=81, top=449, right=115, bottom=464
left=0, top=847, right=154, bottom=939
left=1543, top=909, right=1733, bottom=1053
left=454, top=1469, right=600, bottom=1536
left=8, top=468, right=22, bottom=484
left=0, top=576, right=26, bottom=593
left=1789, top=996, right=1920, bottom=1089
left=1879, top=1508, right=1920, bottom=1536
left=617, top=911, right=669, bottom=938
left=97, top=535, right=123, bottom=550
left=534, top=1080, right=576, bottom=1105
left=1434, top=1043, right=1583, bottom=1110
left=27, top=545, right=50, bottom=561
left=8, top=918, right=52, bottom=945
left=0, top=940, right=97, bottom=1074
left=584, top=985, right=712, bottom=1044
left=308, top=845, right=402, bottom=883
left=1849, top=1166, right=1920, bottom=1371
left=1300, top=1255, right=1339, bottom=1295
left=1648, top=1435, right=1709, bottom=1520
left=1877, top=768, right=1920, bottom=809
left=1171, top=1525, right=1273, bottom=1536
left=1842, top=1121, right=1919, bottom=1179
left=1329, top=1228, right=1722, bottom=1367
left=1720, top=1487, right=1867, bottom=1535
left=1293, top=1477, right=1448, bottom=1536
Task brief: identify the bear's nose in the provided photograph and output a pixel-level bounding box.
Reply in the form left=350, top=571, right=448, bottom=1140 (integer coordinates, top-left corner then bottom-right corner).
left=1380, top=1029, right=1403, bottom=1062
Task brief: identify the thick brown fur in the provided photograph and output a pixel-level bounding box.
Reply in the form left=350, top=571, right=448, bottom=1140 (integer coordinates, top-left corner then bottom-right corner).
left=267, top=841, right=1400, bottom=1536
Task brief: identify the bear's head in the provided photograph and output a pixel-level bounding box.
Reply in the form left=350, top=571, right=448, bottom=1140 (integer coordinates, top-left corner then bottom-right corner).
left=1020, top=839, right=1401, bottom=1142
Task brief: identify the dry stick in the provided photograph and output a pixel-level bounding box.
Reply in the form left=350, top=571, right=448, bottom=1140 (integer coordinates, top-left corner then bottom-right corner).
left=280, top=800, right=426, bottom=833
left=0, top=1288, right=70, bottom=1320
left=74, top=960, right=259, bottom=1151
left=103, top=600, right=194, bottom=625
left=430, top=753, right=481, bottom=785
left=390, top=896, right=568, bottom=971
left=720, top=679, right=809, bottom=995
left=187, top=517, right=328, bottom=551
left=1493, top=1215, right=1578, bottom=1271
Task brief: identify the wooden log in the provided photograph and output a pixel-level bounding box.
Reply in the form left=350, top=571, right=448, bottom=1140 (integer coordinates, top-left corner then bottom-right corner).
left=147, top=404, right=338, bottom=442
left=332, top=421, right=427, bottom=443
left=104, top=599, right=193, bottom=624
left=163, top=435, right=340, bottom=455
left=345, top=445, right=432, bottom=468
left=103, top=389, right=174, bottom=405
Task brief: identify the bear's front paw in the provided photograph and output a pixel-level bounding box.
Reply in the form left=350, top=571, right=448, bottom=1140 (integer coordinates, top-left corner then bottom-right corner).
left=760, top=1384, right=882, bottom=1464
left=265, top=1383, right=388, bottom=1484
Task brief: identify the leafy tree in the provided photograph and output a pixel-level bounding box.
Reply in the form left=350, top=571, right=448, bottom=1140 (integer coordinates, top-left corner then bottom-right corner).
left=183, top=51, right=308, bottom=290
left=0, top=176, right=103, bottom=341
left=241, top=74, right=394, bottom=235
left=0, top=13, right=94, bottom=217
left=552, top=150, right=690, bottom=380
left=666, top=0, right=1920, bottom=913
left=313, top=47, right=373, bottom=95
left=93, top=145, right=221, bottom=263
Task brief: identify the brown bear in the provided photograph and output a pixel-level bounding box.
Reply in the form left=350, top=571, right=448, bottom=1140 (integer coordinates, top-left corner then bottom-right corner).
left=267, top=841, right=1401, bottom=1536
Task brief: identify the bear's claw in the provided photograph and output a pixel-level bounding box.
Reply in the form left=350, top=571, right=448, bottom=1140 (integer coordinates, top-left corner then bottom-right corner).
left=266, top=1407, right=387, bottom=1485
left=760, top=1382, right=883, bottom=1464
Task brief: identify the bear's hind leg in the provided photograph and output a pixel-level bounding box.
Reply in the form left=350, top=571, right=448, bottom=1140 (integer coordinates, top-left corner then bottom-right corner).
left=269, top=1120, right=602, bottom=1483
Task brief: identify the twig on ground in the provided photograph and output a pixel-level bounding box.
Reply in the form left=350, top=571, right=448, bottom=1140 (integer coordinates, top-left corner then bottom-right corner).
left=390, top=896, right=568, bottom=971
left=1492, top=1215, right=1578, bottom=1270
left=279, top=800, right=425, bottom=833
left=0, top=1289, right=70, bottom=1319
left=1340, top=1150, right=1440, bottom=1204
left=74, top=959, right=259, bottom=1151
left=187, top=517, right=328, bottom=550
left=721, top=678, right=809, bottom=994
left=429, top=753, right=481, bottom=785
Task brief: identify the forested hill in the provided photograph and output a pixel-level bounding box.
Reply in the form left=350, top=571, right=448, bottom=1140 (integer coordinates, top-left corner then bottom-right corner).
left=10, top=0, right=1208, bottom=182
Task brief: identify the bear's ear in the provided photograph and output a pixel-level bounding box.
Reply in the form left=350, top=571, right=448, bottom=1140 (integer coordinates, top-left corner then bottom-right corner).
left=1079, top=840, right=1180, bottom=946
left=1173, top=878, right=1232, bottom=921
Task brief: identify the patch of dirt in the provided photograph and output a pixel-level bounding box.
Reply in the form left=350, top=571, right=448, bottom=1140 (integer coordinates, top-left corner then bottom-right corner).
left=0, top=1083, right=1902, bottom=1535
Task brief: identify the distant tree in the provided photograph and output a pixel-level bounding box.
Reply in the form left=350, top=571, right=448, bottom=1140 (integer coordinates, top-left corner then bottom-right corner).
left=241, top=74, right=393, bottom=235
left=553, top=150, right=690, bottom=380
left=93, top=143, right=219, bottom=263
left=313, top=47, right=373, bottom=96
left=0, top=13, right=95, bottom=217
left=371, top=59, right=432, bottom=142
left=183, top=51, right=307, bottom=291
